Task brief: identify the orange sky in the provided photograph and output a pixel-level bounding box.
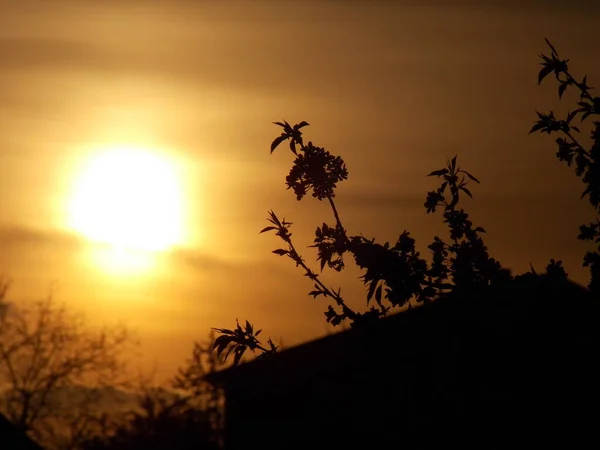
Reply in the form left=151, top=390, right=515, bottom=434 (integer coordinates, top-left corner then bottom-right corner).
left=0, top=0, right=598, bottom=380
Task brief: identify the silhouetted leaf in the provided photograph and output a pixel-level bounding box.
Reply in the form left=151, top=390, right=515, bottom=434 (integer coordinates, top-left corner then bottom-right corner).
left=566, top=110, right=578, bottom=124
left=529, top=122, right=545, bottom=134
left=296, top=121, right=309, bottom=129
left=461, top=170, right=480, bottom=183
left=259, top=226, right=277, bottom=234
left=530, top=263, right=538, bottom=275
left=375, top=283, right=383, bottom=304
left=450, top=155, right=457, bottom=171
left=558, top=82, right=568, bottom=99
left=233, top=348, right=244, bottom=365
left=460, top=187, right=473, bottom=198
left=366, top=280, right=377, bottom=303
left=538, top=64, right=553, bottom=85
left=427, top=169, right=448, bottom=177
left=272, top=249, right=289, bottom=256
left=270, top=135, right=288, bottom=154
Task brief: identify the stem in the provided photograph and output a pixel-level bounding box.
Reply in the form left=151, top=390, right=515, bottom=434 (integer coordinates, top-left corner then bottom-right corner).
left=285, top=236, right=357, bottom=320
left=564, top=71, right=594, bottom=102
left=565, top=130, right=593, bottom=161
left=327, top=195, right=345, bottom=232
left=255, top=344, right=270, bottom=353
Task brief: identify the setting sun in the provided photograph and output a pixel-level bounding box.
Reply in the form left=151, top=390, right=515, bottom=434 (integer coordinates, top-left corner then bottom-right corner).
left=68, top=146, right=186, bottom=259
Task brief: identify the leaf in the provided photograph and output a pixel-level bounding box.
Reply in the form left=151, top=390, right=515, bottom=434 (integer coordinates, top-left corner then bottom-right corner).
left=267, top=210, right=281, bottom=225
left=530, top=263, right=538, bottom=275
left=538, top=64, right=553, bottom=85
left=212, top=335, right=232, bottom=356
left=580, top=187, right=590, bottom=200
left=566, top=110, right=578, bottom=124
left=375, top=283, right=383, bottom=305
left=558, top=82, right=568, bottom=99
left=460, top=186, right=473, bottom=198
left=474, top=226, right=486, bottom=233
left=273, top=121, right=286, bottom=127
left=460, top=170, right=480, bottom=183
left=233, top=348, right=244, bottom=365
left=259, top=226, right=277, bottom=234
left=427, top=169, right=449, bottom=177
left=272, top=249, right=289, bottom=256
left=366, top=280, right=378, bottom=303
left=270, top=135, right=288, bottom=154
left=529, top=122, right=545, bottom=134
left=296, top=121, right=309, bottom=129
left=450, top=155, right=457, bottom=172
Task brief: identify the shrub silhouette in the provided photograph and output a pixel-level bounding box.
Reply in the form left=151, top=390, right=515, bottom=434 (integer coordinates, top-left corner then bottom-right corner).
left=79, top=335, right=223, bottom=450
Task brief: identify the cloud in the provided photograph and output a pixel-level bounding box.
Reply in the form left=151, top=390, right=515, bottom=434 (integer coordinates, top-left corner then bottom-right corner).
left=166, top=247, right=240, bottom=272
left=0, top=224, right=82, bottom=252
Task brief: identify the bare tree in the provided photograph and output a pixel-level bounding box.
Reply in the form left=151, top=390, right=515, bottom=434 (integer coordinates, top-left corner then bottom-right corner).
left=78, top=336, right=224, bottom=450
left=0, top=289, right=136, bottom=449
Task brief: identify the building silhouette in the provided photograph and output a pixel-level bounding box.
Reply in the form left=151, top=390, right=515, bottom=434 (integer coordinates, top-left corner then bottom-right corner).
left=208, top=274, right=598, bottom=448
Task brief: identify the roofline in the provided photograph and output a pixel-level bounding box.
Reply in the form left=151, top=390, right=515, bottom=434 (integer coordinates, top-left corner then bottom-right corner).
left=206, top=276, right=591, bottom=384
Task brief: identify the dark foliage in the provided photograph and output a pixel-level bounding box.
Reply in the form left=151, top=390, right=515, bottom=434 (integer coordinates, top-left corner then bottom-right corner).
left=530, top=38, right=600, bottom=292
left=79, top=336, right=223, bottom=450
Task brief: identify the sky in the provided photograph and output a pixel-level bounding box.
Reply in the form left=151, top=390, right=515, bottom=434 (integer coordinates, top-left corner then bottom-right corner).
left=0, top=0, right=598, bottom=380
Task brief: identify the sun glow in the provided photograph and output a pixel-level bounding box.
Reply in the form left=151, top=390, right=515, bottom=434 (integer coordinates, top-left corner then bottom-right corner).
left=68, top=145, right=186, bottom=271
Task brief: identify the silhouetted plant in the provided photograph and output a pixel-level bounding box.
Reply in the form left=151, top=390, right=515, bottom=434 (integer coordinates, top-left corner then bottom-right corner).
left=211, top=320, right=278, bottom=365
left=212, top=39, right=596, bottom=366
left=530, top=38, right=600, bottom=293
left=213, top=120, right=505, bottom=363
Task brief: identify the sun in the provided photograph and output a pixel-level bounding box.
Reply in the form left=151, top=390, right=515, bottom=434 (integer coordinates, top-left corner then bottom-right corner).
left=68, top=145, right=186, bottom=268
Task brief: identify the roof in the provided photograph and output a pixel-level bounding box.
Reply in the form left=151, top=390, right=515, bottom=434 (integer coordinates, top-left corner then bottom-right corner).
left=207, top=275, right=593, bottom=387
